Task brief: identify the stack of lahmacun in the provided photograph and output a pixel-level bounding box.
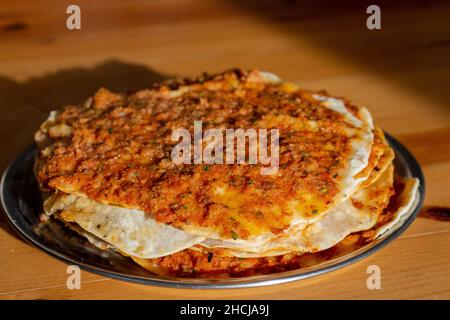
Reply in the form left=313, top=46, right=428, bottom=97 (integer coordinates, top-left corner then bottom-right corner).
left=35, top=69, right=419, bottom=277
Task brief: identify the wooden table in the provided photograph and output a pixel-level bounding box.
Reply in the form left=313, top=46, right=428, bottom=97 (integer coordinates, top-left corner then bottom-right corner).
left=1, top=0, right=449, bottom=299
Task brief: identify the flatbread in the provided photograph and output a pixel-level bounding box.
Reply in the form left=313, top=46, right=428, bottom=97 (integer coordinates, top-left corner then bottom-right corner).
left=202, top=163, right=395, bottom=256
left=44, top=193, right=205, bottom=259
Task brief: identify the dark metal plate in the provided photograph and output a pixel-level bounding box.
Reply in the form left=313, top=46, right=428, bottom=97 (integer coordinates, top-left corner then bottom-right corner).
left=0, top=134, right=425, bottom=288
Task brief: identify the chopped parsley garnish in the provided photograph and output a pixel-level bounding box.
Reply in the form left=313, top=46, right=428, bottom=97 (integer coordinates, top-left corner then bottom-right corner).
left=231, top=230, right=239, bottom=240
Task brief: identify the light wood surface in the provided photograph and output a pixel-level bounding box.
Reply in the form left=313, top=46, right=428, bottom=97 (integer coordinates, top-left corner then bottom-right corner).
left=0, top=0, right=449, bottom=299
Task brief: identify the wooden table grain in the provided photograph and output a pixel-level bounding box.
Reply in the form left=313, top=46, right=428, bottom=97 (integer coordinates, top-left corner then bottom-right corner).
left=0, top=0, right=449, bottom=300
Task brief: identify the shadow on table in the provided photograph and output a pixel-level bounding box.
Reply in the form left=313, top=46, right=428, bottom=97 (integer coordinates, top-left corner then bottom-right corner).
left=0, top=60, right=169, bottom=242
left=227, top=0, right=450, bottom=111
left=0, top=59, right=169, bottom=113
left=419, top=206, right=450, bottom=221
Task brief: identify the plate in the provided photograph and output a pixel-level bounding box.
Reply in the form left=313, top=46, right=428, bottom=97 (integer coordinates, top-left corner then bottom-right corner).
left=0, top=134, right=425, bottom=289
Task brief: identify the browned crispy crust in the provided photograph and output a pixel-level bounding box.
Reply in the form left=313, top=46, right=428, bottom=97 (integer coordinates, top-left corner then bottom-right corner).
left=36, top=69, right=366, bottom=239
left=131, top=233, right=369, bottom=278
